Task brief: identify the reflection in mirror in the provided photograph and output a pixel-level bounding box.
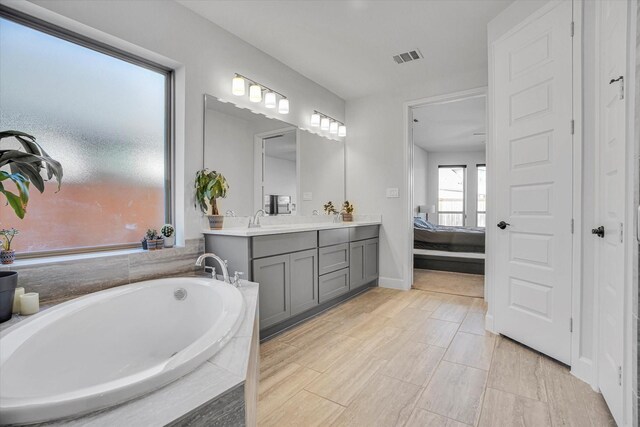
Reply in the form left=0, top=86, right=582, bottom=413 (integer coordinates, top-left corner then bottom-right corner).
left=204, top=94, right=345, bottom=217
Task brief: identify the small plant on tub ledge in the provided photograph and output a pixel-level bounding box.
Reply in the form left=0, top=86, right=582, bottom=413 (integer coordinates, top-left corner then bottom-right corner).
left=195, top=169, right=229, bottom=230
left=141, top=229, right=164, bottom=251
left=342, top=201, right=355, bottom=222
left=0, top=228, right=19, bottom=264
left=161, top=224, right=175, bottom=248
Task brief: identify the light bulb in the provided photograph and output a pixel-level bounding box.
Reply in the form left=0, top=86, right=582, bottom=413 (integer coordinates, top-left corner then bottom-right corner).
left=338, top=125, right=346, bottom=137
left=232, top=76, right=245, bottom=96
left=278, top=98, right=289, bottom=114
left=265, top=92, right=276, bottom=108
left=249, top=84, right=262, bottom=102
left=320, top=117, right=330, bottom=130
left=311, top=113, right=321, bottom=127
left=329, top=121, right=339, bottom=134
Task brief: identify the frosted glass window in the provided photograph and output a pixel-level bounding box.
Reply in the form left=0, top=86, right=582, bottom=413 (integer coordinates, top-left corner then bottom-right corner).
left=0, top=16, right=170, bottom=254
left=438, top=166, right=465, bottom=226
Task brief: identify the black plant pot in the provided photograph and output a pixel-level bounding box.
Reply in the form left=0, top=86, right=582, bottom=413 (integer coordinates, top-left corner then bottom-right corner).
left=0, top=271, right=18, bottom=323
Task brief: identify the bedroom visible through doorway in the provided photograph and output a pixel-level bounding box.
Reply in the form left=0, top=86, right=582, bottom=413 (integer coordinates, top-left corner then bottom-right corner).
left=410, top=91, right=487, bottom=299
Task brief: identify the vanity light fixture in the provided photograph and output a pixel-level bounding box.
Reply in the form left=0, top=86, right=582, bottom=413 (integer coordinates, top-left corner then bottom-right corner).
left=231, top=75, right=245, bottom=96
left=311, top=110, right=346, bottom=137
left=329, top=121, right=339, bottom=134
left=278, top=98, right=289, bottom=114
left=249, top=84, right=262, bottom=103
left=265, top=92, right=277, bottom=108
left=231, top=73, right=289, bottom=114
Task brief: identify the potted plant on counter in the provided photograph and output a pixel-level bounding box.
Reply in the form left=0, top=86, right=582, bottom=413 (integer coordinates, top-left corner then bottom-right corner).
left=0, top=228, right=18, bottom=265
left=342, top=201, right=354, bottom=222
left=323, top=201, right=337, bottom=215
left=195, top=169, right=229, bottom=229
left=161, top=224, right=175, bottom=248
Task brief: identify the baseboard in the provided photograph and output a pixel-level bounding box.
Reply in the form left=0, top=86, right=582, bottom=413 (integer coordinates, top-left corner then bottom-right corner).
left=485, top=313, right=497, bottom=334
left=379, top=276, right=410, bottom=290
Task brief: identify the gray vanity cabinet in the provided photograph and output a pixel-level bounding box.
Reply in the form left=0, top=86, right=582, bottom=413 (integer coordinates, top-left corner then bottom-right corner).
left=253, top=254, right=290, bottom=329
left=350, top=238, right=379, bottom=290
left=290, top=249, right=319, bottom=316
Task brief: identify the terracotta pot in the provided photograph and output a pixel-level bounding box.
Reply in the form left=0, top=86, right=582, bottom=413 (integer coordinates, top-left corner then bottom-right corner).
left=208, top=215, right=225, bottom=230
left=343, top=213, right=353, bottom=222
left=1, top=250, right=16, bottom=265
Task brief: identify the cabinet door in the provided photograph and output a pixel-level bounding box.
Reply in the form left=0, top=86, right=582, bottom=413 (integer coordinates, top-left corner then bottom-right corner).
left=290, top=249, right=318, bottom=316
left=253, top=254, right=290, bottom=329
left=349, top=241, right=366, bottom=290
left=319, top=268, right=350, bottom=303
left=364, top=238, right=379, bottom=283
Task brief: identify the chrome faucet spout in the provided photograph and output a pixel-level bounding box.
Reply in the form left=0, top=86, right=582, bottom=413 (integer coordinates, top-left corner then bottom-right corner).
left=196, top=253, right=230, bottom=283
left=249, top=209, right=266, bottom=228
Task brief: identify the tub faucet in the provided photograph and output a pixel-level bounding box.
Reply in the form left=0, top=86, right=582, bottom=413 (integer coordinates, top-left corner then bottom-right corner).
left=195, top=253, right=230, bottom=284
left=249, top=209, right=266, bottom=228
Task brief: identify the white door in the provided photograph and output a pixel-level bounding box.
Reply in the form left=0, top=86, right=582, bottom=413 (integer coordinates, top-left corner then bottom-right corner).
left=595, top=0, right=626, bottom=423
left=492, top=0, right=574, bottom=364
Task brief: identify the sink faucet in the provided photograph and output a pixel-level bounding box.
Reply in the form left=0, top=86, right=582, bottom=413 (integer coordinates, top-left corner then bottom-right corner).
left=225, top=210, right=236, bottom=217
left=249, top=209, right=266, bottom=228
left=334, top=209, right=346, bottom=223
left=312, top=209, right=319, bottom=216
left=195, top=253, right=230, bottom=284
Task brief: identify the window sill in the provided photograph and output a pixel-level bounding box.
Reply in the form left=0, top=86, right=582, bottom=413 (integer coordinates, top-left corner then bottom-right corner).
left=5, top=246, right=186, bottom=269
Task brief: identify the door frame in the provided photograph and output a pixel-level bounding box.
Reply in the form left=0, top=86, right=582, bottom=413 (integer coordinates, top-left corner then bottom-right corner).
left=403, top=86, right=488, bottom=294
left=486, top=0, right=586, bottom=379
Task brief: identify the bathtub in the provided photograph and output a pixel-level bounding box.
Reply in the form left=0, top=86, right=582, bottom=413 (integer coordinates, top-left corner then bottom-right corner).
left=0, top=277, right=245, bottom=425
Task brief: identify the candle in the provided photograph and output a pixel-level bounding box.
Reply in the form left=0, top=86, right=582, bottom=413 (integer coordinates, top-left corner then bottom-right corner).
left=12, top=287, right=25, bottom=314
left=20, top=293, right=39, bottom=315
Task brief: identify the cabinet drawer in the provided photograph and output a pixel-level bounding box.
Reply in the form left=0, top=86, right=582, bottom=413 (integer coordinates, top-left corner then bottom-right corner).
left=252, top=231, right=317, bottom=259
left=319, top=243, right=350, bottom=275
left=319, top=228, right=350, bottom=247
left=349, top=225, right=380, bottom=242
left=319, top=267, right=349, bottom=303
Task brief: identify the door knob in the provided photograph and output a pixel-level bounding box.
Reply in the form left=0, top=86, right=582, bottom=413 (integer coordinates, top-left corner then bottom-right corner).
left=591, top=226, right=605, bottom=238
left=497, top=221, right=510, bottom=230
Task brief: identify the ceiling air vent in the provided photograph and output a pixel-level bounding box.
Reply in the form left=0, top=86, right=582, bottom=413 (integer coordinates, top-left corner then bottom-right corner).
left=393, top=49, right=423, bottom=64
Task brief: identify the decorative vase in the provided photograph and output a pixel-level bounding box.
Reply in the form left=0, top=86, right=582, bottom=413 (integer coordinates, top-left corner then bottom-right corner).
left=141, top=240, right=148, bottom=250
left=343, top=213, right=353, bottom=222
left=1, top=250, right=16, bottom=265
left=208, top=215, right=224, bottom=230
left=155, top=238, right=164, bottom=249
left=146, top=239, right=157, bottom=250
left=0, top=271, right=18, bottom=323
left=163, top=235, right=175, bottom=248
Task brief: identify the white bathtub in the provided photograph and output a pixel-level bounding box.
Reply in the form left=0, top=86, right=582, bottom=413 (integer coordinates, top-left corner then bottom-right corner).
left=0, top=277, right=245, bottom=425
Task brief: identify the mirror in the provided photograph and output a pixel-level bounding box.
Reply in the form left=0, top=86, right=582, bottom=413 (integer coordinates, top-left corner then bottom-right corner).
left=204, top=94, right=345, bottom=216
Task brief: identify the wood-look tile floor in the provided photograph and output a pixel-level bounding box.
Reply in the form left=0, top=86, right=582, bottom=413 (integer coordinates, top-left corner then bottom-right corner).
left=258, top=287, right=616, bottom=427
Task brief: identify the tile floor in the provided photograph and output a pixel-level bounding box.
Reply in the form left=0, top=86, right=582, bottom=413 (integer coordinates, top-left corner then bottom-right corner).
left=257, top=275, right=616, bottom=426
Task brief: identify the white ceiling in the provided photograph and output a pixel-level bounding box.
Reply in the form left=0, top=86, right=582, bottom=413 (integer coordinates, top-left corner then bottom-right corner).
left=412, top=95, right=486, bottom=152
left=178, top=0, right=512, bottom=100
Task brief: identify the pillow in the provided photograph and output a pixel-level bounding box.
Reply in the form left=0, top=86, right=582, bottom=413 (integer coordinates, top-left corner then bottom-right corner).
left=414, top=217, right=436, bottom=230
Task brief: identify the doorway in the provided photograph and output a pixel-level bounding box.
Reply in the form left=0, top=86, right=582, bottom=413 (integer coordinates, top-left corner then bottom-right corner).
left=406, top=88, right=488, bottom=300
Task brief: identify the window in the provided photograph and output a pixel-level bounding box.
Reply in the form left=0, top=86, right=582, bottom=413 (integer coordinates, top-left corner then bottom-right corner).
left=438, top=166, right=466, bottom=226
left=0, top=11, right=172, bottom=255
left=477, top=165, right=486, bottom=227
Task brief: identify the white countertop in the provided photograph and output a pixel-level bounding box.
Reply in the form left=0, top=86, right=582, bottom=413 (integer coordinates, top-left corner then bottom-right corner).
left=202, top=219, right=381, bottom=237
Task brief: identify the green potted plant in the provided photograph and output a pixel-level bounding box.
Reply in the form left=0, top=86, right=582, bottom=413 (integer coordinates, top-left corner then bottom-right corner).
left=323, top=201, right=337, bottom=215
left=0, top=228, right=19, bottom=265
left=195, top=169, right=229, bottom=229
left=161, top=224, right=175, bottom=248
left=1, top=131, right=63, bottom=219
left=342, top=201, right=354, bottom=222
left=142, top=228, right=159, bottom=250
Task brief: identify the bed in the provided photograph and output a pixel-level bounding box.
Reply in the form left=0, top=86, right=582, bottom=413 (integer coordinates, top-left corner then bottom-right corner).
left=413, top=218, right=486, bottom=274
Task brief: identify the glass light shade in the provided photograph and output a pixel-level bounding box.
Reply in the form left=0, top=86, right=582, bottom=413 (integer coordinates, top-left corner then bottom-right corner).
left=320, top=117, right=330, bottom=130
left=278, top=98, right=289, bottom=114
left=249, top=84, right=262, bottom=102
left=338, top=125, right=346, bottom=137
left=265, top=92, right=276, bottom=108
left=310, top=113, right=321, bottom=127
left=231, top=76, right=245, bottom=96
left=329, top=121, right=339, bottom=134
